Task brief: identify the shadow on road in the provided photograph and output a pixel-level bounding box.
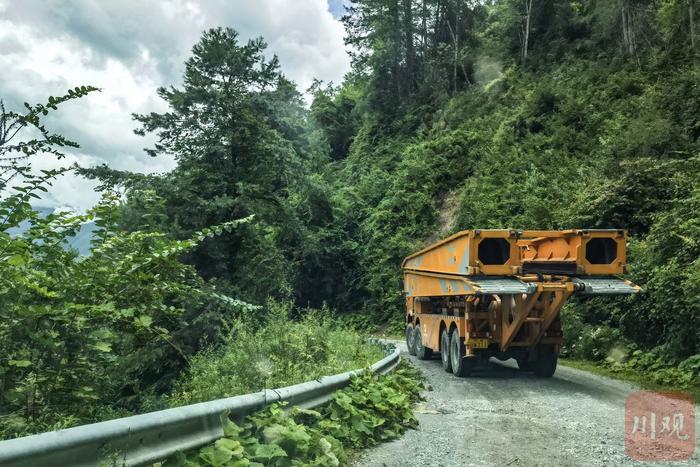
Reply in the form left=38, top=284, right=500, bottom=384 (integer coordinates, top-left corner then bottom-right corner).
left=423, top=354, right=529, bottom=378
left=420, top=353, right=629, bottom=401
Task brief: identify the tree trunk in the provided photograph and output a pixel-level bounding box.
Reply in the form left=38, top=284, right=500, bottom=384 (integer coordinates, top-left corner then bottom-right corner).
left=403, top=0, right=416, bottom=92
left=434, top=0, right=442, bottom=44
left=690, top=0, right=696, bottom=50
left=621, top=0, right=636, bottom=56
left=432, top=0, right=442, bottom=84
left=422, top=0, right=427, bottom=51
left=446, top=10, right=458, bottom=94
left=453, top=13, right=458, bottom=93
left=621, top=2, right=628, bottom=53
left=389, top=0, right=402, bottom=99
left=522, top=0, right=534, bottom=64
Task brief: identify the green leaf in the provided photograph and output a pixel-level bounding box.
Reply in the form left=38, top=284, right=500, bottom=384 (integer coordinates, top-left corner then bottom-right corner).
left=228, top=461, right=251, bottom=467
left=223, top=420, right=242, bottom=437
left=93, top=342, right=112, bottom=353
left=8, top=360, right=32, bottom=368
left=7, top=255, right=25, bottom=266
left=215, top=437, right=244, bottom=456
left=253, top=443, right=287, bottom=460
left=119, top=308, right=135, bottom=318
left=199, top=445, right=233, bottom=466
left=350, top=415, right=372, bottom=434
left=137, top=315, right=153, bottom=328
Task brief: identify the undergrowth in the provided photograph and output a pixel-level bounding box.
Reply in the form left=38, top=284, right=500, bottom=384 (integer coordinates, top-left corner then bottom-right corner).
left=561, top=306, right=700, bottom=393
left=168, top=304, right=387, bottom=407
left=561, top=358, right=700, bottom=401
left=161, top=362, right=424, bottom=466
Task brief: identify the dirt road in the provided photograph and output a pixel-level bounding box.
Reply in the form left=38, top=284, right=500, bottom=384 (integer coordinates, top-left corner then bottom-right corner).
left=353, top=342, right=698, bottom=467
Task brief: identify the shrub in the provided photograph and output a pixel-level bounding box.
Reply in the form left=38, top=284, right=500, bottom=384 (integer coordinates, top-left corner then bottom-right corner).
left=168, top=303, right=386, bottom=406
left=0, top=92, right=253, bottom=439
left=165, top=362, right=424, bottom=466
left=609, top=351, right=700, bottom=389
left=560, top=305, right=626, bottom=361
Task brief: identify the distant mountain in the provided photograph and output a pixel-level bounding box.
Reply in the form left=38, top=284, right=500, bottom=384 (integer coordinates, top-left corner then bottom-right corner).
left=7, top=206, right=95, bottom=256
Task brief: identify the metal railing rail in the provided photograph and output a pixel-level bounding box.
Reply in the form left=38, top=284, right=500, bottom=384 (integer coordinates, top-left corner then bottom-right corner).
left=0, top=345, right=400, bottom=467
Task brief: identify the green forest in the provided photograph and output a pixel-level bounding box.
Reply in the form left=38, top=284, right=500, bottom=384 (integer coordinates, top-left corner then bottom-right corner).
left=2, top=0, right=700, bottom=444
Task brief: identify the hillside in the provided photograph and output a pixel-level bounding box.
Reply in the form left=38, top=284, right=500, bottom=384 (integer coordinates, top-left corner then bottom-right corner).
left=309, top=0, right=700, bottom=375
left=84, top=1, right=699, bottom=370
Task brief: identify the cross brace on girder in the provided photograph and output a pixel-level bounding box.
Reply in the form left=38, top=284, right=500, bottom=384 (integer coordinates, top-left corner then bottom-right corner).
left=499, top=290, right=572, bottom=351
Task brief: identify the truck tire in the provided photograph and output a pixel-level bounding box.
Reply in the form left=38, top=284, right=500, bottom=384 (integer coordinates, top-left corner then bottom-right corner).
left=516, top=355, right=532, bottom=371
left=533, top=350, right=558, bottom=377
left=450, top=331, right=473, bottom=377
left=414, top=326, right=433, bottom=360
left=440, top=329, right=452, bottom=372
left=406, top=324, right=417, bottom=356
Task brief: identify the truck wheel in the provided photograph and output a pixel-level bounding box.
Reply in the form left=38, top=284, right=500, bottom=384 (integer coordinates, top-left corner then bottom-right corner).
left=406, top=324, right=417, bottom=356
left=450, top=331, right=473, bottom=377
left=440, top=329, right=452, bottom=372
left=414, top=326, right=433, bottom=360
left=533, top=350, right=558, bottom=378
left=516, top=355, right=532, bottom=372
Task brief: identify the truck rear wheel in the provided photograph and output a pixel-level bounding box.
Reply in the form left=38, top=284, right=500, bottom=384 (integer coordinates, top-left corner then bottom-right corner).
left=450, top=331, right=473, bottom=377
left=533, top=350, right=558, bottom=377
left=414, top=326, right=433, bottom=360
left=516, top=355, right=532, bottom=372
left=440, top=329, right=452, bottom=372
left=406, top=324, right=417, bottom=356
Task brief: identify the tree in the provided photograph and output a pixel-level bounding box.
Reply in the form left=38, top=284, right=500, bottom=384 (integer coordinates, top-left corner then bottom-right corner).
left=84, top=28, right=344, bottom=308
left=656, top=0, right=699, bottom=58
left=522, top=0, right=535, bottom=64
left=690, top=0, right=696, bottom=49
left=0, top=87, right=97, bottom=188
left=0, top=91, right=251, bottom=438
left=123, top=28, right=306, bottom=302
left=309, top=80, right=360, bottom=160
left=621, top=0, right=637, bottom=57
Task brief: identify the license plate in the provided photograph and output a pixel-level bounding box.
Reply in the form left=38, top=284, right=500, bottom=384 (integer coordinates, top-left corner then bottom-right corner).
left=469, top=338, right=489, bottom=349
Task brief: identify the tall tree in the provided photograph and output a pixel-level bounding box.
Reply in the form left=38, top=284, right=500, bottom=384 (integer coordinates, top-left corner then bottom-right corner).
left=124, top=28, right=309, bottom=302
left=621, top=0, right=637, bottom=56
left=403, top=0, right=417, bottom=91
left=522, top=0, right=535, bottom=63
left=689, top=0, right=696, bottom=50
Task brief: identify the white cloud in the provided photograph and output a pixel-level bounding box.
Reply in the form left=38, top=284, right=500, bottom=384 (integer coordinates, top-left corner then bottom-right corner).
left=0, top=0, right=350, bottom=211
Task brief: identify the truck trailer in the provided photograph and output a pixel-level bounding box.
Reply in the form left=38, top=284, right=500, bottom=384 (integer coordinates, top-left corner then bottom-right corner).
left=403, top=229, right=640, bottom=377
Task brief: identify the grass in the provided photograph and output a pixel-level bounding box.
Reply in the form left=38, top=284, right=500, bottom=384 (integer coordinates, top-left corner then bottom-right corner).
left=560, top=358, right=700, bottom=401
left=168, top=308, right=387, bottom=407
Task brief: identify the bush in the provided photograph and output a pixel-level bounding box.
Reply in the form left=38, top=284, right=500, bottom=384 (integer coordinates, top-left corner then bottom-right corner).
left=560, top=305, right=626, bottom=361
left=168, top=303, right=386, bottom=406
left=602, top=351, right=700, bottom=389
left=0, top=93, right=253, bottom=439
left=165, top=362, right=424, bottom=466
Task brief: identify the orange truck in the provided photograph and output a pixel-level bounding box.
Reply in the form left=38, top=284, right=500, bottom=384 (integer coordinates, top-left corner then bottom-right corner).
left=403, top=229, right=640, bottom=377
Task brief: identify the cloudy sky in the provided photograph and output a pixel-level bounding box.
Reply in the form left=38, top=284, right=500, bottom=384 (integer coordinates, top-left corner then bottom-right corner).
left=0, top=0, right=350, bottom=210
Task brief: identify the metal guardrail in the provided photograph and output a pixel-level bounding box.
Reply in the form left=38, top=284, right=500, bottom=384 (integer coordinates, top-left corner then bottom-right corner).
left=0, top=345, right=400, bottom=467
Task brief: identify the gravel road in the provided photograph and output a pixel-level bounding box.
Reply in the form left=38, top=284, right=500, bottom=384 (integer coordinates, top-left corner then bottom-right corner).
left=352, top=342, right=699, bottom=467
